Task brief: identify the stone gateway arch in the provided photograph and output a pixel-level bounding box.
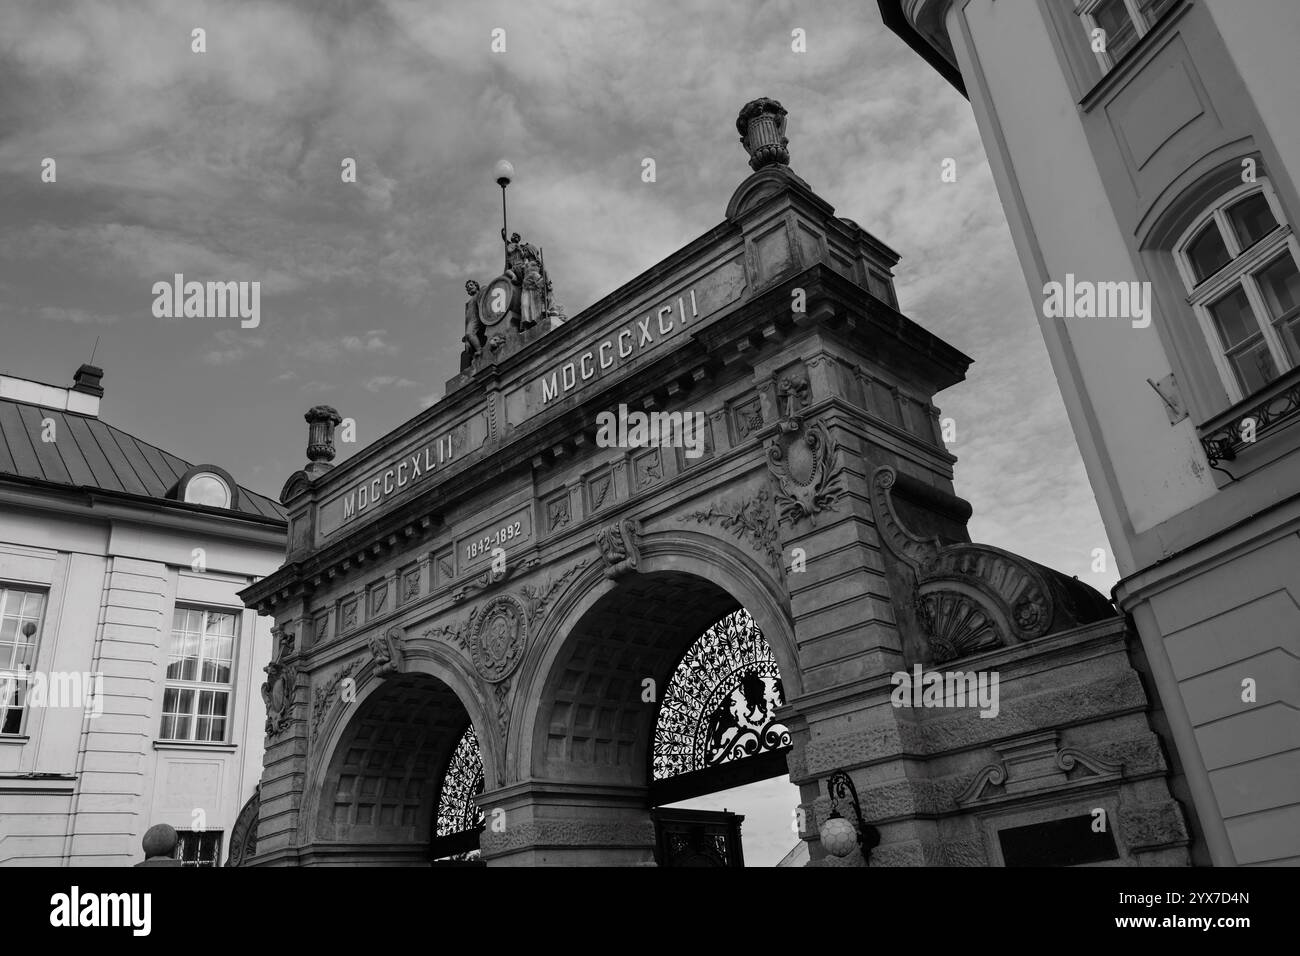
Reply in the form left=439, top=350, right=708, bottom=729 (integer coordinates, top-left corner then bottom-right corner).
left=238, top=99, right=1193, bottom=867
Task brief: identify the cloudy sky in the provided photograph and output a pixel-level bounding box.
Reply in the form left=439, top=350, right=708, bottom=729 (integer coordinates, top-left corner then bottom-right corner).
left=0, top=0, right=1117, bottom=863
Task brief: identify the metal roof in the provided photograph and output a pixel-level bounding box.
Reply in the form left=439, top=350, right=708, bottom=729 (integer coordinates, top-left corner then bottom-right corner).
left=0, top=397, right=286, bottom=522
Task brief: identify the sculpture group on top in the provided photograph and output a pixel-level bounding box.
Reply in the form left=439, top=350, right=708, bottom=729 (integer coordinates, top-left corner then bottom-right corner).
left=461, top=226, right=567, bottom=373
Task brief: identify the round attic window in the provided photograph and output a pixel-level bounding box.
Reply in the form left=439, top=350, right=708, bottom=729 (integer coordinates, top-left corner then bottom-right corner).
left=184, top=472, right=232, bottom=508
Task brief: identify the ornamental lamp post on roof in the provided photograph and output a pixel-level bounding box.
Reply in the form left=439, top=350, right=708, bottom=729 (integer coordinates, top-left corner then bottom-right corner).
left=494, top=159, right=514, bottom=247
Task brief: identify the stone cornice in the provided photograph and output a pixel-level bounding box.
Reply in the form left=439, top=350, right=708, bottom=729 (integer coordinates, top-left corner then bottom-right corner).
left=243, top=267, right=973, bottom=612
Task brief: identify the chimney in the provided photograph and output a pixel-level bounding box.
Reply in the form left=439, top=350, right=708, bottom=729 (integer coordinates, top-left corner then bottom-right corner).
left=71, top=364, right=104, bottom=398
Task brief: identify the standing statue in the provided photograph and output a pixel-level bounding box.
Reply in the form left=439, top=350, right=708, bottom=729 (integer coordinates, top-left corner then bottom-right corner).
left=462, top=279, right=484, bottom=370
left=502, top=229, right=547, bottom=331
left=458, top=225, right=567, bottom=375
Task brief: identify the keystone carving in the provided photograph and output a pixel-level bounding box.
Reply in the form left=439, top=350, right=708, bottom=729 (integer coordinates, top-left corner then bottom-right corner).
left=595, top=518, right=642, bottom=579
left=368, top=625, right=405, bottom=678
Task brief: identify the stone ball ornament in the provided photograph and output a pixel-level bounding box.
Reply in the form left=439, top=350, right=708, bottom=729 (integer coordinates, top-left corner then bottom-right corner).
left=494, top=158, right=515, bottom=187
left=819, top=814, right=859, bottom=858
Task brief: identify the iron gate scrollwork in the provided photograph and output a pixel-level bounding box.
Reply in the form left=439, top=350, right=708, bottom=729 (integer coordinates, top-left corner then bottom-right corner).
left=431, top=724, right=486, bottom=861
left=652, top=608, right=790, bottom=781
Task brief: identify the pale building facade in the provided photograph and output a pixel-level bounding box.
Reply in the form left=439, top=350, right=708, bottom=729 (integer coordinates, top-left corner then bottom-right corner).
left=879, top=0, right=1300, bottom=865
left=0, top=364, right=285, bottom=865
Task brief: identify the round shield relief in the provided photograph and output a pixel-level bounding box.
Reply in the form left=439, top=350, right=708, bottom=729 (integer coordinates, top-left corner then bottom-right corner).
left=478, top=276, right=515, bottom=327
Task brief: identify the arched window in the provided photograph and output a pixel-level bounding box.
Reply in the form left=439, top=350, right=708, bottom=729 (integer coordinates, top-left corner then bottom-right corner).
left=652, top=608, right=789, bottom=782
left=1173, top=179, right=1300, bottom=403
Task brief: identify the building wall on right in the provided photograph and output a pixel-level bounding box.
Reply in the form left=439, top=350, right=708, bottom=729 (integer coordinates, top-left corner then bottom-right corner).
left=881, top=0, right=1300, bottom=864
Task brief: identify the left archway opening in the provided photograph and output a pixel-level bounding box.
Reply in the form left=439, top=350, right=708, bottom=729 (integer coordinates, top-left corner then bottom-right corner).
left=314, top=673, right=485, bottom=866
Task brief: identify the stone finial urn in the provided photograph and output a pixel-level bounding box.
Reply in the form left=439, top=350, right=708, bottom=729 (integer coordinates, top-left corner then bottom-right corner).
left=736, top=97, right=790, bottom=171
left=304, top=405, right=342, bottom=476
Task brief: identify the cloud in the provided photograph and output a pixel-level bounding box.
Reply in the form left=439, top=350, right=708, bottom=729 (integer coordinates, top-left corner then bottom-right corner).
left=289, top=329, right=399, bottom=362
left=0, top=0, right=1118, bottom=597
left=37, top=306, right=118, bottom=325
left=201, top=329, right=265, bottom=365
left=363, top=375, right=418, bottom=391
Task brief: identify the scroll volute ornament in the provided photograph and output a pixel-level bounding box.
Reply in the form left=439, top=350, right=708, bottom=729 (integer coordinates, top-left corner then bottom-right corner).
left=869, top=466, right=1060, bottom=664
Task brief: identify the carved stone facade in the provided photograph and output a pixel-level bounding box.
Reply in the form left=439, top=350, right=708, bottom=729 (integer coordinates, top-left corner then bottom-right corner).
left=241, top=99, right=1191, bottom=868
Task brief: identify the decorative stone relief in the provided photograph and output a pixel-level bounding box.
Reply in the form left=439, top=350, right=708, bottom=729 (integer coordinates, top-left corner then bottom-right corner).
left=426, top=560, right=591, bottom=677
left=766, top=417, right=846, bottom=527
left=915, top=590, right=1000, bottom=664
left=775, top=375, right=810, bottom=430
left=955, top=734, right=1122, bottom=808
left=311, top=660, right=359, bottom=739
left=401, top=568, right=420, bottom=604
left=871, top=466, right=1069, bottom=664
left=547, top=493, right=571, bottom=531
left=518, top=560, right=590, bottom=627
left=454, top=556, right=540, bottom=603
left=261, top=626, right=297, bottom=738
left=368, top=625, right=405, bottom=678
left=633, top=449, right=662, bottom=489
left=370, top=580, right=388, bottom=616
left=587, top=471, right=613, bottom=512
left=494, top=680, right=512, bottom=742
left=732, top=395, right=764, bottom=441
left=341, top=600, right=358, bottom=632
left=424, top=616, right=472, bottom=651
left=595, top=518, right=642, bottom=579
left=681, top=488, right=781, bottom=569
left=469, top=595, right=528, bottom=683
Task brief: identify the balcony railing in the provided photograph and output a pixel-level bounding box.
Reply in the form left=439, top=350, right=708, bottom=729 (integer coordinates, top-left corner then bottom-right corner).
left=1199, top=365, right=1300, bottom=469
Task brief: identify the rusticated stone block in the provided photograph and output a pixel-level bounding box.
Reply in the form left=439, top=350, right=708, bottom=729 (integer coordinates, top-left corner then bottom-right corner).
left=1120, top=801, right=1189, bottom=851
left=479, top=820, right=656, bottom=855
left=802, top=722, right=907, bottom=777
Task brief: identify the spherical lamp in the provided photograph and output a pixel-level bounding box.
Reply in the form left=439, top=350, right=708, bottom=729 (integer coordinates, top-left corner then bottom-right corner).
left=494, top=159, right=515, bottom=188
left=819, top=812, right=859, bottom=858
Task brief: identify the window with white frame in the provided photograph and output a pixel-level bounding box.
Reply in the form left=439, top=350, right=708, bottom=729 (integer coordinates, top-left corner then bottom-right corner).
left=162, top=607, right=237, bottom=743
left=1174, top=180, right=1300, bottom=403
left=0, top=586, right=46, bottom=735
left=1075, top=0, right=1178, bottom=73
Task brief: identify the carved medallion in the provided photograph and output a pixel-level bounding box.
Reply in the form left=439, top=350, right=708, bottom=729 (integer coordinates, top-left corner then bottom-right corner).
left=470, top=594, right=527, bottom=683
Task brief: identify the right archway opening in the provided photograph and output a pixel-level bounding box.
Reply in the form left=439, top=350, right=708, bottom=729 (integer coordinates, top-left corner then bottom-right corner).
left=528, top=569, right=800, bottom=866
left=649, top=607, right=799, bottom=867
